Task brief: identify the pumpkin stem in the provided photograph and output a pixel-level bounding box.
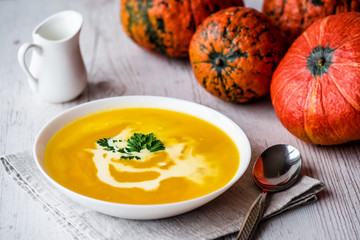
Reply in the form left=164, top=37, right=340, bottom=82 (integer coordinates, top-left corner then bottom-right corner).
left=317, top=58, right=325, bottom=67
left=215, top=58, right=224, bottom=67
left=306, top=45, right=336, bottom=77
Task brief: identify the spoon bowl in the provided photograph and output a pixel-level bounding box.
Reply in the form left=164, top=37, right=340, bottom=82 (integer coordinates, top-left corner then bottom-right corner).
left=237, top=144, right=302, bottom=240
left=253, top=144, right=301, bottom=192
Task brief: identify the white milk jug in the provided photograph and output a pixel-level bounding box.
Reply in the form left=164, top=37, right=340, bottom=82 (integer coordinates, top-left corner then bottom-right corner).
left=18, top=10, right=87, bottom=103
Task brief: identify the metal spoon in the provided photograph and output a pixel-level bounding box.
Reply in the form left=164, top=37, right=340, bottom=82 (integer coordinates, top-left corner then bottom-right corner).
left=236, top=144, right=302, bottom=240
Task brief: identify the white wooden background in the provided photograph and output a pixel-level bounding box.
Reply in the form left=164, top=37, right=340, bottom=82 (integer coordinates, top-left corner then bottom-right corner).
left=1, top=0, right=360, bottom=239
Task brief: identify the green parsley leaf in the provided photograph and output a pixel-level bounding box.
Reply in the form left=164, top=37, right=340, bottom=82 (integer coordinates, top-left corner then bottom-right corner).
left=126, top=133, right=145, bottom=152
left=117, top=148, right=126, bottom=153
left=96, top=138, right=116, bottom=152
left=145, top=133, right=165, bottom=152
left=126, top=133, right=165, bottom=153
left=97, top=138, right=109, bottom=147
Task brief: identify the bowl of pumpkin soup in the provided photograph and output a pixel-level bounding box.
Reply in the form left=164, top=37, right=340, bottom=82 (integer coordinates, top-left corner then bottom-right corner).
left=33, top=96, right=251, bottom=219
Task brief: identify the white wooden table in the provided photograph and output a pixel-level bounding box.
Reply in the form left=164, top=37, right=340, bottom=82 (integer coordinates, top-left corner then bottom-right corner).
left=1, top=0, right=359, bottom=239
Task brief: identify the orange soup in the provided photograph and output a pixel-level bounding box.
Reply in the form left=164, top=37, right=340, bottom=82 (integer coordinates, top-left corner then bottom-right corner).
left=44, top=108, right=240, bottom=204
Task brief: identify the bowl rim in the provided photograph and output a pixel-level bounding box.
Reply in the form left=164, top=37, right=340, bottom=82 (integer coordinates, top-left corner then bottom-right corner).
left=33, top=95, right=251, bottom=210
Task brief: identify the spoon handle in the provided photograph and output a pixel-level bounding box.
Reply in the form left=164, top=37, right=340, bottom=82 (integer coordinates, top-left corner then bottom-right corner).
left=236, top=192, right=267, bottom=240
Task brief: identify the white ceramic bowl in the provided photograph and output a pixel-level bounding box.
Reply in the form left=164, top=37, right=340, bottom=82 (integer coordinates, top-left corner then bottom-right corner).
left=33, top=96, right=251, bottom=219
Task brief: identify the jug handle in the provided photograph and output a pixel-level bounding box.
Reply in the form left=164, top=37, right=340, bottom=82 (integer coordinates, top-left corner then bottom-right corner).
left=18, top=43, right=42, bottom=90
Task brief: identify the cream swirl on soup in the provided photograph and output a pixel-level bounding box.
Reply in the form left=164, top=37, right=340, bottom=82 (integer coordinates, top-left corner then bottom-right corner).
left=90, top=128, right=216, bottom=191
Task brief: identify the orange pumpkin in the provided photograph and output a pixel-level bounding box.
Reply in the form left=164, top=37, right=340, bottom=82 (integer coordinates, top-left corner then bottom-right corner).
left=120, top=0, right=244, bottom=58
left=189, top=7, right=287, bottom=103
left=271, top=12, right=360, bottom=145
left=263, top=0, right=360, bottom=44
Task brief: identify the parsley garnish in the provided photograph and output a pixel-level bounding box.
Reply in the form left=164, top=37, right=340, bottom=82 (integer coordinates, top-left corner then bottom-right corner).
left=126, top=133, right=165, bottom=152
left=96, top=138, right=116, bottom=152
left=96, top=133, right=165, bottom=160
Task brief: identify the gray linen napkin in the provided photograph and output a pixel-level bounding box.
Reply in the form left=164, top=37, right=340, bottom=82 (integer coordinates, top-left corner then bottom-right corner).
left=0, top=151, right=324, bottom=240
